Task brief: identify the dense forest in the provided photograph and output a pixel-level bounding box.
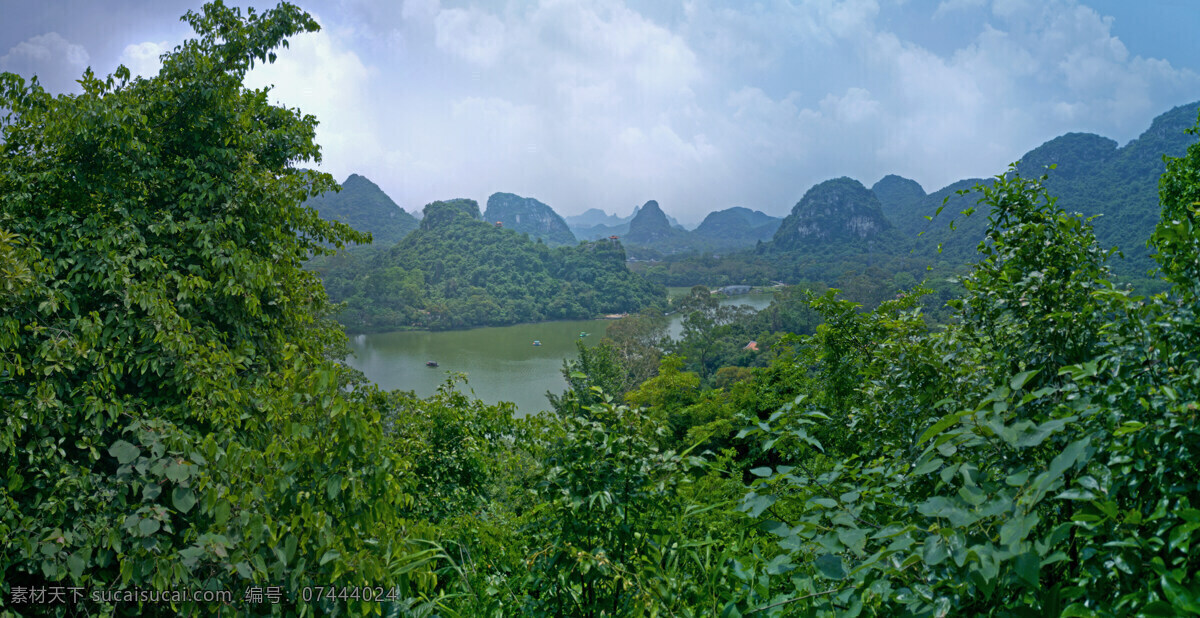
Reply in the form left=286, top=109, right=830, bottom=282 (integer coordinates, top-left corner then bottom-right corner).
left=3, top=3, right=1199, bottom=617
left=310, top=197, right=664, bottom=331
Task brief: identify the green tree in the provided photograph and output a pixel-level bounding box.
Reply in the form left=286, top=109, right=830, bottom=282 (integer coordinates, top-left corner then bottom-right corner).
left=732, top=163, right=1200, bottom=615
left=0, top=3, right=423, bottom=614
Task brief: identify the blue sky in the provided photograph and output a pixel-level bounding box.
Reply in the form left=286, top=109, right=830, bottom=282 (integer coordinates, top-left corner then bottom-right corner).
left=2, top=0, right=1198, bottom=225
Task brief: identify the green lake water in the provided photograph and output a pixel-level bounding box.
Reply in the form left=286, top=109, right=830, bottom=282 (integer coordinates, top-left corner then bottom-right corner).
left=346, top=293, right=774, bottom=415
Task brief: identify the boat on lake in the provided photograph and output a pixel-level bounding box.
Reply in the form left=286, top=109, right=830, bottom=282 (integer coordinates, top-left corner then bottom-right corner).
left=425, top=361, right=439, bottom=367
left=532, top=340, right=542, bottom=346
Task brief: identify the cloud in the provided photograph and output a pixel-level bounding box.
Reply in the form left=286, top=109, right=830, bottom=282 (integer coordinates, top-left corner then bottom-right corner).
left=435, top=7, right=506, bottom=66
left=0, top=32, right=89, bottom=93
left=117, top=41, right=169, bottom=79
left=98, top=0, right=1185, bottom=225
left=933, top=0, right=986, bottom=19
left=242, top=17, right=376, bottom=182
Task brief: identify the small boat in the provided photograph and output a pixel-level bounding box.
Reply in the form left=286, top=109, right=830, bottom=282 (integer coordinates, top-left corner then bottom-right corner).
left=425, top=361, right=439, bottom=367
left=532, top=340, right=542, bottom=346
left=579, top=332, right=589, bottom=338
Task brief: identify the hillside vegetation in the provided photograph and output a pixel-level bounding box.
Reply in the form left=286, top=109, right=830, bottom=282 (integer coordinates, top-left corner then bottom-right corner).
left=312, top=198, right=664, bottom=331
left=3, top=3, right=1200, bottom=617
left=303, top=173, right=417, bottom=247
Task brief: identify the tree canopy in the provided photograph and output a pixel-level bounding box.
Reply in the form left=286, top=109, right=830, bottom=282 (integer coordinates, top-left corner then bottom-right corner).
left=0, top=3, right=428, bottom=614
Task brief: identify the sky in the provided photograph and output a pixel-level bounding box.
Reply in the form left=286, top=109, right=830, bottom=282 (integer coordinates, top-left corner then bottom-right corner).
left=2, top=0, right=1198, bottom=226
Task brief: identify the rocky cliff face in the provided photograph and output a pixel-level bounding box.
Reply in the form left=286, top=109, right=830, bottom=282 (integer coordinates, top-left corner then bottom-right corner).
left=772, top=177, right=891, bottom=250
left=484, top=193, right=577, bottom=246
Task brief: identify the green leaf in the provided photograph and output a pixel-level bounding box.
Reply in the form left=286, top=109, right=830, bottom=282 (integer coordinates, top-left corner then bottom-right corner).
left=165, top=462, right=189, bottom=483
left=923, top=535, right=949, bottom=566
left=1047, top=438, right=1090, bottom=481
left=749, top=466, right=773, bottom=477
left=319, top=550, right=340, bottom=566
left=1112, top=421, right=1146, bottom=436
left=1168, top=522, right=1200, bottom=552
left=1014, top=551, right=1039, bottom=586
left=912, top=457, right=944, bottom=475
left=765, top=554, right=795, bottom=575
left=1060, top=603, right=1098, bottom=617
left=1009, top=369, right=1040, bottom=391
left=837, top=528, right=868, bottom=553
left=919, top=411, right=965, bottom=444
left=67, top=553, right=86, bottom=579
left=813, top=554, right=845, bottom=580
left=284, top=535, right=298, bottom=564
left=109, top=440, right=139, bottom=464
left=172, top=487, right=197, bottom=513
left=138, top=518, right=160, bottom=536
left=1000, top=512, right=1039, bottom=547
left=742, top=493, right=777, bottom=518
left=142, top=483, right=162, bottom=501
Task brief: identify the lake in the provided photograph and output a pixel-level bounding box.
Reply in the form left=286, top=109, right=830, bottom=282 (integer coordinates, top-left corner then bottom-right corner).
left=346, top=292, right=775, bottom=415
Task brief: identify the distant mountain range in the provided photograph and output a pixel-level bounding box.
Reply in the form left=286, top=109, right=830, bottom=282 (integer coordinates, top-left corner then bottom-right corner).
left=567, top=202, right=689, bottom=241
left=309, top=178, right=783, bottom=256
left=308, top=100, right=1199, bottom=310
left=864, top=100, right=1200, bottom=279
left=632, top=100, right=1199, bottom=303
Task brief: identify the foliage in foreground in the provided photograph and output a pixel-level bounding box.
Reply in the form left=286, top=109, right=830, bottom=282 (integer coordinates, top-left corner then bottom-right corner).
left=3, top=0, right=1199, bottom=615
left=0, top=3, right=434, bottom=615
left=414, top=129, right=1200, bottom=616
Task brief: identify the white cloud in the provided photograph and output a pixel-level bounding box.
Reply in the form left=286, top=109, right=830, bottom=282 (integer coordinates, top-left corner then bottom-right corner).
left=435, top=7, right=506, bottom=66
left=164, top=0, right=1197, bottom=223
left=402, top=0, right=440, bottom=22
left=0, top=32, right=89, bottom=93
left=117, top=41, right=169, bottom=79
left=243, top=19, right=377, bottom=183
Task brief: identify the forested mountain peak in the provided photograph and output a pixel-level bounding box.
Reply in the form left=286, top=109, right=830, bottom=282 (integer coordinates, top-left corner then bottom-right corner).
left=484, top=192, right=576, bottom=246
left=304, top=173, right=418, bottom=247
left=1016, top=133, right=1118, bottom=179
left=420, top=198, right=483, bottom=230
left=342, top=173, right=378, bottom=190
left=626, top=200, right=684, bottom=244
left=871, top=175, right=926, bottom=209
left=772, top=177, right=892, bottom=250
left=631, top=201, right=687, bottom=230
left=693, top=207, right=781, bottom=241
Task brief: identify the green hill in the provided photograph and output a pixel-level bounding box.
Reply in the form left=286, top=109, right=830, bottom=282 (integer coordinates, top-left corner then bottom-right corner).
left=313, top=199, right=664, bottom=331
left=692, top=207, right=781, bottom=250
left=304, top=173, right=418, bottom=247
left=771, top=177, right=894, bottom=251
left=484, top=192, right=577, bottom=246
left=639, top=102, right=1200, bottom=303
